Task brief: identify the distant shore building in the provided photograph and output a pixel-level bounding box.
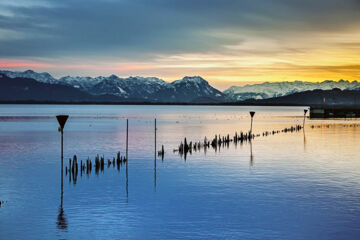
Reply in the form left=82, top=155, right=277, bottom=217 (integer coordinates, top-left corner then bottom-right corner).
left=310, top=106, right=360, bottom=118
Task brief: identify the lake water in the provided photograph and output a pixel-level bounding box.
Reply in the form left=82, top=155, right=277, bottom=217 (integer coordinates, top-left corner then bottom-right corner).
left=0, top=105, right=360, bottom=240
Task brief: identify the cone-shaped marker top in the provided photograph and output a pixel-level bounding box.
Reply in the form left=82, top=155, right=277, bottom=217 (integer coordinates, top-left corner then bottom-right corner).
left=56, top=115, right=69, bottom=130
left=250, top=111, right=255, bottom=118
left=304, top=109, right=308, bottom=114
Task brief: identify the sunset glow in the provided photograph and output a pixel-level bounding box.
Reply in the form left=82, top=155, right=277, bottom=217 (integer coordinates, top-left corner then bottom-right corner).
left=0, top=0, right=359, bottom=90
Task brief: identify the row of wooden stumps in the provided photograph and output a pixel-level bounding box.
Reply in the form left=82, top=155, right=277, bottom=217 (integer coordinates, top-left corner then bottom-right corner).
left=175, top=124, right=304, bottom=158
left=65, top=152, right=127, bottom=184
left=311, top=123, right=360, bottom=128
left=174, top=110, right=308, bottom=159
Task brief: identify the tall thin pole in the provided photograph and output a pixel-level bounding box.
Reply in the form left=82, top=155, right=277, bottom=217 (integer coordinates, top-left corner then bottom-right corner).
left=61, top=130, right=63, bottom=179
left=154, top=118, right=157, bottom=192
left=250, top=117, right=253, bottom=134
left=249, top=111, right=255, bottom=135
left=126, top=119, right=128, bottom=200
left=60, top=129, right=63, bottom=207
left=303, top=113, right=306, bottom=128
left=126, top=119, right=128, bottom=160
left=56, top=114, right=68, bottom=184
left=303, top=109, right=308, bottom=129
left=56, top=115, right=68, bottom=220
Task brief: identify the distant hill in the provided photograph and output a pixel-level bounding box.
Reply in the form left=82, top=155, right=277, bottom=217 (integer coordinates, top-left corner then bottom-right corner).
left=243, top=88, right=360, bottom=106
left=224, top=80, right=360, bottom=101
left=0, top=74, right=128, bottom=103
left=1, top=69, right=360, bottom=105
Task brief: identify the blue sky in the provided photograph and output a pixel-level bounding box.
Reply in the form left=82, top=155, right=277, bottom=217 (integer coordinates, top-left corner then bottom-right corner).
left=0, top=0, right=359, bottom=89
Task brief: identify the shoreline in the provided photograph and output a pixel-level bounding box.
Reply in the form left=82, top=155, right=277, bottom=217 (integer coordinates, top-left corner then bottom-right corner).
left=0, top=100, right=314, bottom=107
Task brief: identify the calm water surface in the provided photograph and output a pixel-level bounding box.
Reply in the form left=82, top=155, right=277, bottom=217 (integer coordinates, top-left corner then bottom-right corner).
left=0, top=105, right=359, bottom=239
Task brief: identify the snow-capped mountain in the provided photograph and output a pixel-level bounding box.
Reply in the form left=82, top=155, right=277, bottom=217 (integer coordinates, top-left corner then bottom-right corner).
left=0, top=69, right=57, bottom=84
left=223, top=80, right=360, bottom=101
left=168, top=76, right=224, bottom=102
left=58, top=75, right=106, bottom=91
left=2, top=69, right=358, bottom=103
left=90, top=75, right=226, bottom=102
left=89, top=75, right=169, bottom=100
left=0, top=70, right=226, bottom=102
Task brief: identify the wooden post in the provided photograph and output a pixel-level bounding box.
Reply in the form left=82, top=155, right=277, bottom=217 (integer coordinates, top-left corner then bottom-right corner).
left=126, top=119, right=129, bottom=200
left=154, top=118, right=157, bottom=192
left=249, top=111, right=255, bottom=134
left=61, top=129, right=63, bottom=179
left=303, top=109, right=308, bottom=129
left=56, top=115, right=68, bottom=231
left=126, top=119, right=128, bottom=160
left=60, top=131, right=63, bottom=206
left=56, top=115, right=68, bottom=191
left=250, top=118, right=253, bottom=133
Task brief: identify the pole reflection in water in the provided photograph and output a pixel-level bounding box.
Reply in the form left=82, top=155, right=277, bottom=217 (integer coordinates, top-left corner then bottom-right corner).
left=249, top=140, right=254, bottom=167
left=303, top=128, right=307, bottom=152
left=126, top=161, right=128, bottom=201
left=57, top=160, right=67, bottom=230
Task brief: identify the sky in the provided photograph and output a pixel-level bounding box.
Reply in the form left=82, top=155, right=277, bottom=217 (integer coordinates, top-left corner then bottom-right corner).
left=0, top=0, right=359, bottom=90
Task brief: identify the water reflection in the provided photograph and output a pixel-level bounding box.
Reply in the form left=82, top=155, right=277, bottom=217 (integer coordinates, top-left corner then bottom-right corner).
left=303, top=128, right=307, bottom=152
left=249, top=140, right=254, bottom=167
left=154, top=153, right=157, bottom=192
left=126, top=160, right=128, bottom=201
left=57, top=160, right=67, bottom=231
left=2, top=105, right=360, bottom=239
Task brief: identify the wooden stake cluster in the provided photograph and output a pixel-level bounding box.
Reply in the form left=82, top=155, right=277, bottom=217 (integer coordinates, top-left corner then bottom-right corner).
left=65, top=151, right=127, bottom=184
left=157, top=145, right=165, bottom=160
left=0, top=200, right=7, bottom=207
left=311, top=123, right=360, bottom=129
left=175, top=124, right=304, bottom=159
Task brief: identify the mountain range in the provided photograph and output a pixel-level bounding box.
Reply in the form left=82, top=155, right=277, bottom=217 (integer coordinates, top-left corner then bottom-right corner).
left=0, top=69, right=359, bottom=104
left=224, top=80, right=360, bottom=101
left=244, top=88, right=360, bottom=106
left=0, top=70, right=226, bottom=103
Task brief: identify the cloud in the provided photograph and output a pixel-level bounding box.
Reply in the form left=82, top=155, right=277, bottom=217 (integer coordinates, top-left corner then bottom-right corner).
left=0, top=0, right=359, bottom=58
left=0, top=0, right=359, bottom=88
